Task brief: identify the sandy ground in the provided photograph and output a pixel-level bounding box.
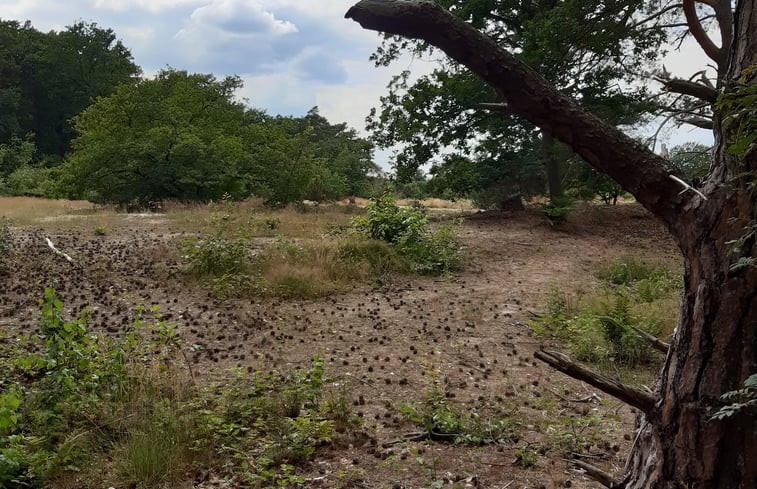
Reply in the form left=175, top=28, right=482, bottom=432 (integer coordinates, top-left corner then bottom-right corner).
left=0, top=202, right=680, bottom=489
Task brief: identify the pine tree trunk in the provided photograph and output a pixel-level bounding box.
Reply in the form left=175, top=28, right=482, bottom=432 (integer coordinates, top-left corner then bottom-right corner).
left=625, top=3, right=757, bottom=486
left=346, top=1, right=757, bottom=486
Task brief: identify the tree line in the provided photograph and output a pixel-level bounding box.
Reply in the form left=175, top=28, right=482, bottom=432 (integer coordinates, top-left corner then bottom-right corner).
left=0, top=20, right=378, bottom=207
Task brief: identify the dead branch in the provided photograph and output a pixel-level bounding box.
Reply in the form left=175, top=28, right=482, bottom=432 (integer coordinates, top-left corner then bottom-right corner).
left=660, top=78, right=718, bottom=103
left=630, top=326, right=671, bottom=354
left=45, top=237, right=75, bottom=264
left=534, top=350, right=656, bottom=415
left=572, top=459, right=617, bottom=488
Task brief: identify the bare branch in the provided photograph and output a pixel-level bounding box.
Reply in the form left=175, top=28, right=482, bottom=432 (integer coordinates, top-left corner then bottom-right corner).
left=478, top=102, right=510, bottom=112
left=682, top=0, right=726, bottom=67
left=630, top=325, right=671, bottom=354
left=660, top=78, right=718, bottom=102
left=631, top=3, right=683, bottom=29
left=572, top=459, right=617, bottom=488
left=679, top=116, right=715, bottom=129
left=534, top=350, right=656, bottom=415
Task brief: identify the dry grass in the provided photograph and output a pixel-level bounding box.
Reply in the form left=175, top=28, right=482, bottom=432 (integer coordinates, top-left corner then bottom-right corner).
left=261, top=239, right=366, bottom=298
left=0, top=197, right=97, bottom=224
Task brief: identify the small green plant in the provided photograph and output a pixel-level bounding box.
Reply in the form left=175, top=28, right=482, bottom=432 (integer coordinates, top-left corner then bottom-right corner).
left=540, top=195, right=574, bottom=222
left=93, top=225, right=108, bottom=236
left=514, top=445, right=539, bottom=468
left=399, top=385, right=517, bottom=445
left=712, top=374, right=757, bottom=420
left=0, top=217, right=13, bottom=275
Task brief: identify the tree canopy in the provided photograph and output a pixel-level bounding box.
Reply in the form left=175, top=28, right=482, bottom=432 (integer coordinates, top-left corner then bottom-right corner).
left=0, top=19, right=140, bottom=158
left=365, top=0, right=673, bottom=204
left=60, top=70, right=377, bottom=207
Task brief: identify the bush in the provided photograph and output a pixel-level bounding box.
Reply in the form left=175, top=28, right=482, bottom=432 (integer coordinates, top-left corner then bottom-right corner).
left=531, top=257, right=679, bottom=371
left=352, top=194, right=463, bottom=275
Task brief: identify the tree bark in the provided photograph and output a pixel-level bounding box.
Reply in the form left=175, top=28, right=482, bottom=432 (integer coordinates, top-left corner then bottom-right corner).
left=542, top=130, right=563, bottom=198
left=346, top=1, right=757, bottom=487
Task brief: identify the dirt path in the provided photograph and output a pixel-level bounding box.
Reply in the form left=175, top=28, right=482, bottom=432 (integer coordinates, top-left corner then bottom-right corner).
left=0, top=203, right=679, bottom=489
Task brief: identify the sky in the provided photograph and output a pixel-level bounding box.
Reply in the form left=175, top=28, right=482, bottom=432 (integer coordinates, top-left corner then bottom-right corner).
left=1, top=0, right=713, bottom=169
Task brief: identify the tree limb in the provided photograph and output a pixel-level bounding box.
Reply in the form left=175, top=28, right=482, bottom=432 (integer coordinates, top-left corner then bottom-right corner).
left=660, top=78, right=718, bottom=102
left=572, top=459, right=617, bottom=488
left=678, top=116, right=715, bottom=129
left=533, top=350, right=656, bottom=415
left=345, top=0, right=690, bottom=232
left=630, top=325, right=670, bottom=354
left=682, top=0, right=726, bottom=68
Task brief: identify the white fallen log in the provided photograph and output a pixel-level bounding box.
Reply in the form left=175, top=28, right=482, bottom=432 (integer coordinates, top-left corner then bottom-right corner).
left=45, top=237, right=75, bottom=264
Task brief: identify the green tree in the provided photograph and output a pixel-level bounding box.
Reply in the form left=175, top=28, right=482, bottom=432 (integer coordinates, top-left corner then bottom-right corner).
left=0, top=19, right=140, bottom=157
left=245, top=108, right=377, bottom=205
left=366, top=0, right=663, bottom=202
left=62, top=69, right=248, bottom=206
left=669, top=141, right=712, bottom=180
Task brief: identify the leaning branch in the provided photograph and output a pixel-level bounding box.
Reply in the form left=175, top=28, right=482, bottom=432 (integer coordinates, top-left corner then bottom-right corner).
left=534, top=350, right=656, bottom=415
left=572, top=459, right=617, bottom=488
left=630, top=325, right=670, bottom=354
left=346, top=0, right=690, bottom=231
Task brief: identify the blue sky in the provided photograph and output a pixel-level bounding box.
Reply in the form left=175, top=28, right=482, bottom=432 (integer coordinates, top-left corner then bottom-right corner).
left=1, top=0, right=712, bottom=168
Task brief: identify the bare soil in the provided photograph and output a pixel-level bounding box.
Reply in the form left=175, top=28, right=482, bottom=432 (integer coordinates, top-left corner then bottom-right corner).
left=0, top=202, right=680, bottom=489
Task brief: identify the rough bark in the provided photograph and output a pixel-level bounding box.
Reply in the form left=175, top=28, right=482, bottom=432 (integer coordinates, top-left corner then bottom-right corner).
left=346, top=1, right=757, bottom=487
left=542, top=131, right=563, bottom=198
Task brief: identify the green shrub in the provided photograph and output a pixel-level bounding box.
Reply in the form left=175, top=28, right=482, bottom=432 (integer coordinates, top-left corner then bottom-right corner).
left=181, top=237, right=250, bottom=278
left=597, top=256, right=666, bottom=285
left=352, top=194, right=463, bottom=276
left=2, top=292, right=351, bottom=488
left=539, top=195, right=574, bottom=221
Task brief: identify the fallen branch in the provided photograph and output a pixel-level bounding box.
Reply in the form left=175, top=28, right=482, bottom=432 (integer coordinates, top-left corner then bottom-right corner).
left=45, top=237, right=75, bottom=264
left=630, top=325, right=670, bottom=354
left=534, top=350, right=656, bottom=415
left=571, top=459, right=617, bottom=488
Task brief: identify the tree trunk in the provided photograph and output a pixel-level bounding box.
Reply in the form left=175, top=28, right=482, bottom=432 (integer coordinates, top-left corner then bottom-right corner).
left=542, top=130, right=563, bottom=198
left=346, top=1, right=757, bottom=487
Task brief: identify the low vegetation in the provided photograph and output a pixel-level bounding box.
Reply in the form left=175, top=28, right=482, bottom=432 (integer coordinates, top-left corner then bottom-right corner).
left=530, top=257, right=679, bottom=377
left=180, top=194, right=464, bottom=300
left=0, top=290, right=359, bottom=488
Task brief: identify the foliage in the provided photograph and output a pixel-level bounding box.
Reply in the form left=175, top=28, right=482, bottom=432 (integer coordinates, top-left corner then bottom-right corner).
left=61, top=69, right=249, bottom=207
left=531, top=258, right=679, bottom=370
left=367, top=0, right=665, bottom=197
left=399, top=379, right=517, bottom=445
left=711, top=374, right=757, bottom=420
left=668, top=142, right=712, bottom=180
left=1, top=291, right=354, bottom=488
left=717, top=65, right=757, bottom=161
left=0, top=19, right=140, bottom=157
left=0, top=217, right=12, bottom=275
left=352, top=193, right=463, bottom=275
left=539, top=195, right=575, bottom=222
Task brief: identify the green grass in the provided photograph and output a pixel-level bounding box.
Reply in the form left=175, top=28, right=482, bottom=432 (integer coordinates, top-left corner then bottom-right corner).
left=531, top=257, right=680, bottom=380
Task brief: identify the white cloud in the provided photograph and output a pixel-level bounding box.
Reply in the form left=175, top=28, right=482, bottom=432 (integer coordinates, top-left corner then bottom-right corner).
left=177, top=0, right=298, bottom=39
left=91, top=0, right=204, bottom=14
